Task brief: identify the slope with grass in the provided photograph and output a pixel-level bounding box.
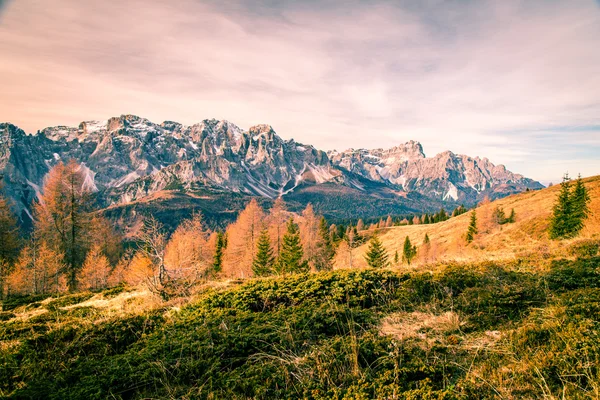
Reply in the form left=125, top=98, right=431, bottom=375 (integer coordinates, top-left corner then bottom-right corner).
left=1, top=255, right=599, bottom=399
left=348, top=175, right=600, bottom=268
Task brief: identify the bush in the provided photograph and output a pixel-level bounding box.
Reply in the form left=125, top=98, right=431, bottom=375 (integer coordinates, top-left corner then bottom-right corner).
left=568, top=239, right=600, bottom=258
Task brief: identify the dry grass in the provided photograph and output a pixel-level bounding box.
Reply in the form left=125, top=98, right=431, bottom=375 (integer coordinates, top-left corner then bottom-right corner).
left=347, top=175, right=600, bottom=269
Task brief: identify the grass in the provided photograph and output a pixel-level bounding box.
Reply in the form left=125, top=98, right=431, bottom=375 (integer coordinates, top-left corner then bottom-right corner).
left=1, top=256, right=598, bottom=399
left=347, top=176, right=600, bottom=269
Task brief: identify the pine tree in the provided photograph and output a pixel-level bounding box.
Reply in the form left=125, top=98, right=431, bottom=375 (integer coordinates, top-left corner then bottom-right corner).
left=424, top=233, right=430, bottom=245
left=364, top=235, right=389, bottom=268
left=253, top=229, right=275, bottom=277
left=315, top=217, right=335, bottom=271
left=277, top=218, right=308, bottom=274
left=402, top=236, right=417, bottom=265
left=507, top=209, right=516, bottom=223
left=394, top=250, right=399, bottom=264
left=571, top=175, right=590, bottom=233
left=466, top=210, right=478, bottom=243
left=212, top=232, right=226, bottom=274
left=549, top=174, right=574, bottom=239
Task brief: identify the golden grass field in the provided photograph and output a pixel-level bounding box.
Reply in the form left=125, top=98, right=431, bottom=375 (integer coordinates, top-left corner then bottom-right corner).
left=342, top=175, right=600, bottom=269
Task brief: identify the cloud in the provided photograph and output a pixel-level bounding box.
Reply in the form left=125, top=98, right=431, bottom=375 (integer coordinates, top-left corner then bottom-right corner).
left=0, top=0, right=598, bottom=183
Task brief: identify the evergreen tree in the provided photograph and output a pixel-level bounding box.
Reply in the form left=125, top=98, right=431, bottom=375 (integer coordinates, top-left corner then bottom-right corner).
left=253, top=229, right=275, bottom=276
left=507, top=209, right=516, bottom=223
left=402, top=236, right=417, bottom=265
left=394, top=250, right=399, bottom=264
left=212, top=232, right=226, bottom=273
left=424, top=233, right=430, bottom=245
left=408, top=217, right=414, bottom=225
left=315, top=217, right=335, bottom=271
left=364, top=235, right=389, bottom=268
left=277, top=218, right=308, bottom=274
left=572, top=175, right=590, bottom=232
left=466, top=210, right=478, bottom=243
left=424, top=214, right=431, bottom=224
left=549, top=174, right=574, bottom=239
left=492, top=206, right=507, bottom=225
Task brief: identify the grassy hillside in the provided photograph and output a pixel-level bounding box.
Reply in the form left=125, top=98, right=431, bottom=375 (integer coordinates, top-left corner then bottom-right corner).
left=1, top=256, right=599, bottom=399
left=347, top=175, right=600, bottom=268
left=1, top=176, right=599, bottom=399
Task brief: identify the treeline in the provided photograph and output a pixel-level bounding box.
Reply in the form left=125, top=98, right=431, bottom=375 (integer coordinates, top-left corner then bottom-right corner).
left=0, top=164, right=591, bottom=301
left=0, top=161, right=380, bottom=299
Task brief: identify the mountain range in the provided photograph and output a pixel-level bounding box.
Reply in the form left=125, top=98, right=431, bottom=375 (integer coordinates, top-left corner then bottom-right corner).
left=0, top=115, right=543, bottom=230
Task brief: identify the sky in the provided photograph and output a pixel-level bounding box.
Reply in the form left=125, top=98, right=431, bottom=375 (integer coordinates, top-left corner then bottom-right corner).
left=0, top=0, right=599, bottom=184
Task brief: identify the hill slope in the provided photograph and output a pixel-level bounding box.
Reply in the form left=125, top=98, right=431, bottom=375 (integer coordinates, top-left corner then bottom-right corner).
left=347, top=175, right=600, bottom=268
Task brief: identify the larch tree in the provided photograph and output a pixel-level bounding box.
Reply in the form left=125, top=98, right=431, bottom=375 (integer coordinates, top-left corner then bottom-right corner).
left=88, top=215, right=123, bottom=266
left=466, top=210, right=478, bottom=244
left=252, top=228, right=275, bottom=277
left=385, top=215, right=393, bottom=227
left=136, top=215, right=169, bottom=298
left=223, top=199, right=265, bottom=278
left=299, top=204, right=320, bottom=270
left=277, top=217, right=308, bottom=274
left=0, top=190, right=20, bottom=298
left=164, top=213, right=213, bottom=292
left=356, top=219, right=365, bottom=232
left=364, top=235, right=389, bottom=268
left=267, top=197, right=287, bottom=260
left=33, top=160, right=91, bottom=292
left=9, top=237, right=65, bottom=295
left=78, top=244, right=111, bottom=291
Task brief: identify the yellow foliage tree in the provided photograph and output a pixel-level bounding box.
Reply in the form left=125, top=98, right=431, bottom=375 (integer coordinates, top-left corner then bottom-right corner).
left=78, top=244, right=111, bottom=291
left=223, top=199, right=265, bottom=278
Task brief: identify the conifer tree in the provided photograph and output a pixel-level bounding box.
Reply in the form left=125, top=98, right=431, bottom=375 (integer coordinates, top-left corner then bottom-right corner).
left=0, top=189, right=20, bottom=298
left=507, top=209, right=516, bottom=223
left=385, top=215, right=393, bottom=227
left=253, top=229, right=275, bottom=276
left=424, top=233, right=430, bottom=245
left=212, top=232, right=226, bottom=273
left=466, top=210, right=478, bottom=243
left=364, top=235, right=389, bottom=268
left=315, top=217, right=335, bottom=271
left=33, top=160, right=90, bottom=291
left=394, top=250, right=399, bottom=264
left=356, top=219, right=365, bottom=232
left=402, top=236, right=417, bottom=265
left=492, top=206, right=507, bottom=225
left=277, top=218, right=308, bottom=274
left=572, top=175, right=590, bottom=231
left=549, top=174, right=574, bottom=239
left=424, top=214, right=431, bottom=224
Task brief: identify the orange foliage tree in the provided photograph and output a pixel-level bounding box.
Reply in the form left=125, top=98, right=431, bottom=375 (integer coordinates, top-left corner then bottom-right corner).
left=8, top=237, right=66, bottom=295
left=223, top=199, right=265, bottom=278
left=33, top=160, right=91, bottom=291
left=78, top=244, right=111, bottom=291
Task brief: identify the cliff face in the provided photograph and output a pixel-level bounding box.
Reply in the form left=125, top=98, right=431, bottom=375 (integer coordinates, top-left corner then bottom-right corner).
left=328, top=143, right=543, bottom=203
left=0, top=115, right=542, bottom=225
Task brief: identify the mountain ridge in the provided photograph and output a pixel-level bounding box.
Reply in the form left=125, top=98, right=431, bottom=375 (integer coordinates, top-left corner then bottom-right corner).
left=0, top=115, right=543, bottom=227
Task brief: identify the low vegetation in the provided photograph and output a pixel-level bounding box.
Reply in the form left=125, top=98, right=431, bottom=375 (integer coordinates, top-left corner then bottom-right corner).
left=0, top=163, right=598, bottom=398
left=0, top=256, right=598, bottom=398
